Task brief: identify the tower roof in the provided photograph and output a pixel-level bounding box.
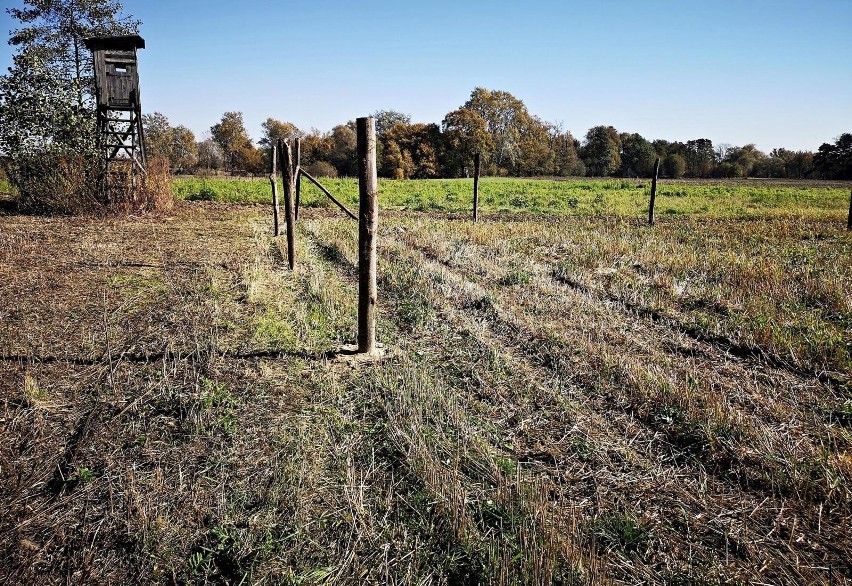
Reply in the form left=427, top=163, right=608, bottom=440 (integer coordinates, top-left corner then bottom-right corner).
left=84, top=35, right=145, bottom=51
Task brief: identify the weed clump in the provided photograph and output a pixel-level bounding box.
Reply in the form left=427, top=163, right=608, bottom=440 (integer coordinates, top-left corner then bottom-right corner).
left=499, top=269, right=532, bottom=286
left=591, top=512, right=651, bottom=555
left=186, top=185, right=217, bottom=202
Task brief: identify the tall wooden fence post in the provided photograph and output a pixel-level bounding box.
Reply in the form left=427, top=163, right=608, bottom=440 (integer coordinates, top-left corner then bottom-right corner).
left=847, top=188, right=852, bottom=230
left=269, top=144, right=280, bottom=236
left=473, top=152, right=481, bottom=222
left=294, top=138, right=302, bottom=222
left=278, top=139, right=297, bottom=270
left=649, top=157, right=660, bottom=226
left=357, top=117, right=378, bottom=354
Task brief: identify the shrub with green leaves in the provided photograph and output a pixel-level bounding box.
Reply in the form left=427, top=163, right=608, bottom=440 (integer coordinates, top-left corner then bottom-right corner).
left=187, top=186, right=218, bottom=202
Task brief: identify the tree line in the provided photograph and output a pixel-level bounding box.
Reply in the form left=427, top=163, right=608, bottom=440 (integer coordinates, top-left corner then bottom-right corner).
left=145, top=89, right=852, bottom=181
left=2, top=0, right=851, bottom=195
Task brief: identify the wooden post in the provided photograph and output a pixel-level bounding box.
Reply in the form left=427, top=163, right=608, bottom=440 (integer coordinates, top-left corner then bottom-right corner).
left=356, top=117, right=378, bottom=354
left=847, top=188, right=852, bottom=230
left=473, top=152, right=481, bottom=222
left=294, top=138, right=302, bottom=222
left=278, top=139, right=297, bottom=270
left=649, top=157, right=660, bottom=226
left=269, top=144, right=280, bottom=236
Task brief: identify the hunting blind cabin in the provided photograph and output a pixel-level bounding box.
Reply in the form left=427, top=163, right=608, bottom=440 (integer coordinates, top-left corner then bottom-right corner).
left=84, top=35, right=147, bottom=198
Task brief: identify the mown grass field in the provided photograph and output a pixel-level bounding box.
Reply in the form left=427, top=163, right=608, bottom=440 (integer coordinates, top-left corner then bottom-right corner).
left=1, top=179, right=851, bottom=585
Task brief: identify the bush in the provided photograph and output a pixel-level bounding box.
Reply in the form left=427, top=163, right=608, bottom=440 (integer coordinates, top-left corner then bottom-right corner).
left=305, top=161, right=338, bottom=179
left=483, top=164, right=510, bottom=177
left=187, top=185, right=218, bottom=201
left=713, top=162, right=740, bottom=178
left=9, top=153, right=174, bottom=215
left=11, top=154, right=101, bottom=214
left=663, top=154, right=686, bottom=179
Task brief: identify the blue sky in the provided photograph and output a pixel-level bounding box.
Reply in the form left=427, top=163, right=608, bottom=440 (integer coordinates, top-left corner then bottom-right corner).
left=2, top=0, right=851, bottom=151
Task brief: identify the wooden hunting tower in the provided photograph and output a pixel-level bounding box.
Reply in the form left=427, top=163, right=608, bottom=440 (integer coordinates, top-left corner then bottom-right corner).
left=84, top=35, right=147, bottom=181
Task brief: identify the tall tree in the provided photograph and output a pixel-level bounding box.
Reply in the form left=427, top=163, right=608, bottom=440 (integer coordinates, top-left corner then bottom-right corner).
left=210, top=111, right=253, bottom=172
left=171, top=126, right=197, bottom=173
left=298, top=128, right=333, bottom=167
left=618, top=132, right=657, bottom=177
left=685, top=138, right=715, bottom=177
left=516, top=116, right=555, bottom=176
left=381, top=140, right=412, bottom=179
left=462, top=87, right=530, bottom=173
left=441, top=108, right=492, bottom=177
left=380, top=122, right=441, bottom=179
left=259, top=118, right=302, bottom=149
left=373, top=110, right=411, bottom=136
left=549, top=124, right=584, bottom=176
left=722, top=144, right=767, bottom=177
left=197, top=138, right=223, bottom=172
left=581, top=126, right=621, bottom=176
left=651, top=139, right=671, bottom=159
left=144, top=111, right=199, bottom=172
left=654, top=140, right=688, bottom=161
left=813, top=133, right=852, bottom=180
left=329, top=123, right=357, bottom=177
left=143, top=112, right=175, bottom=160
left=258, top=118, right=301, bottom=170
left=769, top=148, right=814, bottom=179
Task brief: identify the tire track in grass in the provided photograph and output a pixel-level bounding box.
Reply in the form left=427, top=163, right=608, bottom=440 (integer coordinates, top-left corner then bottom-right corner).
left=398, top=219, right=850, bottom=393
left=302, top=218, right=844, bottom=577
left=547, top=269, right=849, bottom=394
left=236, top=215, right=599, bottom=583
left=379, top=227, right=852, bottom=584
left=402, top=222, right=852, bottom=490
left=287, top=218, right=611, bottom=584
left=395, top=224, right=852, bottom=503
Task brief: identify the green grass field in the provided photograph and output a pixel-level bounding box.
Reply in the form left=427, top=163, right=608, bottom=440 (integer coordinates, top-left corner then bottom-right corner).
left=172, top=176, right=852, bottom=218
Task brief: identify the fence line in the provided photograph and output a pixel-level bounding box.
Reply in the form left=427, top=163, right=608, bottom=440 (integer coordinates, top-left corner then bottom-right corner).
left=269, top=120, right=378, bottom=355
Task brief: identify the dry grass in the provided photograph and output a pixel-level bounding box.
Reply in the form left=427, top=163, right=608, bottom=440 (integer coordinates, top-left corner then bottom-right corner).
left=8, top=155, right=174, bottom=216
left=395, top=216, right=851, bottom=376
left=1, top=203, right=850, bottom=585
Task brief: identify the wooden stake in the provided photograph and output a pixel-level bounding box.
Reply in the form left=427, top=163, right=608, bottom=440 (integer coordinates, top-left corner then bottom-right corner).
left=278, top=139, right=297, bottom=270
left=294, top=138, right=301, bottom=222
left=356, top=117, right=378, bottom=354
left=269, top=144, right=280, bottom=236
left=649, top=157, right=660, bottom=226
left=473, top=152, right=481, bottom=222
left=847, top=188, right=852, bottom=230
